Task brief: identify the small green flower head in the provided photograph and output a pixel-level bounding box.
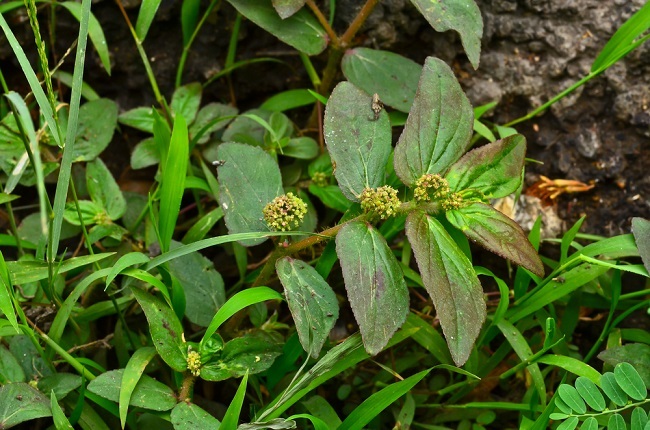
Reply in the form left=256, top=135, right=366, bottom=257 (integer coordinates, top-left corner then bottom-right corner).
left=360, top=186, right=401, bottom=220
left=263, top=192, right=308, bottom=231
left=441, top=192, right=464, bottom=211
left=414, top=174, right=451, bottom=202
left=186, top=348, right=202, bottom=376
left=311, top=171, right=329, bottom=187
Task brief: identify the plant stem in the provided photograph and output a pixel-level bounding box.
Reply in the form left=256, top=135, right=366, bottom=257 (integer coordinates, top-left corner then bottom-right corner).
left=339, top=0, right=380, bottom=47
left=305, top=0, right=338, bottom=45
left=178, top=373, right=196, bottom=401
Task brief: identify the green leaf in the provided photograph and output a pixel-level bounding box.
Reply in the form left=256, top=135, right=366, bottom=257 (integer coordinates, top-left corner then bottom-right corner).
left=87, top=369, right=176, bottom=411
left=200, top=332, right=281, bottom=381
left=394, top=57, right=473, bottom=186
left=135, top=0, right=161, bottom=41
left=86, top=158, right=126, bottom=220
left=215, top=142, right=283, bottom=246
left=200, top=287, right=283, bottom=351
left=557, top=385, right=587, bottom=414
left=324, top=82, right=391, bottom=201
left=598, top=344, right=650, bottom=388
left=130, top=138, right=159, bottom=169
left=181, top=0, right=201, bottom=45
left=632, top=218, right=650, bottom=274
left=182, top=207, right=224, bottom=243
left=118, top=107, right=155, bottom=133
left=272, top=0, right=306, bottom=19
left=582, top=417, right=599, bottom=430
left=0, top=345, right=25, bottom=383
left=608, top=413, right=626, bottom=430
left=574, top=377, right=606, bottom=411
left=335, top=221, right=409, bottom=356
left=591, top=1, right=650, bottom=72
left=614, top=362, right=647, bottom=401
left=190, top=103, right=238, bottom=145
left=59, top=2, right=111, bottom=74
left=283, top=137, right=319, bottom=160
left=51, top=390, right=74, bottom=430
left=0, top=251, right=19, bottom=333
left=62, top=200, right=105, bottom=226
left=105, top=252, right=151, bottom=288
left=631, top=407, right=648, bottom=430
left=260, top=89, right=316, bottom=112
left=405, top=211, right=485, bottom=366
left=119, top=347, right=157, bottom=428
left=221, top=109, right=272, bottom=145
left=130, top=287, right=187, bottom=372
left=601, top=372, right=628, bottom=407
left=556, top=416, right=579, bottom=430
left=227, top=0, right=327, bottom=55
left=409, top=0, right=482, bottom=69
left=0, top=383, right=52, bottom=428
left=171, top=83, right=202, bottom=124
left=338, top=369, right=431, bottom=430
left=167, top=242, right=226, bottom=327
left=308, top=184, right=352, bottom=213
left=300, top=396, right=342, bottom=428
left=445, top=134, right=527, bottom=199
left=37, top=374, right=82, bottom=401
left=171, top=402, right=221, bottom=429
left=447, top=202, right=544, bottom=276
left=220, top=372, right=248, bottom=430
left=276, top=257, right=339, bottom=358
left=341, top=48, right=422, bottom=113
left=7, top=252, right=112, bottom=285
left=72, top=99, right=118, bottom=161
left=159, top=115, right=189, bottom=252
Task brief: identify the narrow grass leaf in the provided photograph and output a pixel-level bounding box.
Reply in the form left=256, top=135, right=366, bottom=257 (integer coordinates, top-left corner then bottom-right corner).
left=158, top=115, right=188, bottom=252
left=105, top=252, right=151, bottom=288
left=341, top=48, right=421, bottom=113
left=561, top=217, right=586, bottom=264
left=573, top=377, right=606, bottom=411
left=171, top=402, right=221, bottom=429
left=614, top=362, right=647, bottom=401
left=200, top=287, right=283, bottom=351
left=260, top=89, right=316, bottom=112
left=130, top=287, right=187, bottom=372
left=182, top=208, right=223, bottom=243
left=324, top=82, right=392, bottom=201
left=119, top=347, right=157, bottom=429
left=87, top=369, right=176, bottom=411
left=338, top=368, right=431, bottom=430
left=402, top=312, right=453, bottom=365
left=537, top=355, right=602, bottom=385
left=53, top=70, right=100, bottom=100
left=0, top=251, right=19, bottom=332
left=181, top=0, right=201, bottom=46
left=7, top=253, right=112, bottom=285
left=336, top=222, right=410, bottom=356
left=51, top=390, right=74, bottom=430
left=601, top=372, right=628, bottom=406
left=59, top=2, right=111, bottom=74
left=135, top=0, right=162, bottom=41
left=394, top=57, right=473, bottom=185
left=276, top=257, right=339, bottom=358
left=557, top=385, right=587, bottom=414
left=608, top=413, right=626, bottom=430
left=300, top=396, right=342, bottom=428
left=220, top=372, right=248, bottom=430
left=286, top=414, right=329, bottom=430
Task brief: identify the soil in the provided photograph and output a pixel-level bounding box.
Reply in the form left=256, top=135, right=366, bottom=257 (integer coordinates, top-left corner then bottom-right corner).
left=2, top=0, right=649, bottom=234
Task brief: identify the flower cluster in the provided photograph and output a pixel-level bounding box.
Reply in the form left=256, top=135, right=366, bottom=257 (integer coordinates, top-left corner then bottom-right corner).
left=360, top=186, right=401, bottom=220
left=441, top=192, right=464, bottom=210
left=263, top=192, right=308, bottom=231
left=186, top=349, right=202, bottom=376
left=311, top=171, right=329, bottom=187
left=413, top=173, right=451, bottom=202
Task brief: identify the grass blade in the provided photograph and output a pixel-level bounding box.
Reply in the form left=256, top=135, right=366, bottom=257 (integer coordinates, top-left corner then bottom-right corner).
left=58, top=1, right=111, bottom=74
left=220, top=372, right=248, bottom=430
left=119, top=347, right=157, bottom=429
left=135, top=0, right=162, bottom=41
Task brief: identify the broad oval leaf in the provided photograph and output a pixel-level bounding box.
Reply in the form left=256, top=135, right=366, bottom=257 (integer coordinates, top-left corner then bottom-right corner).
left=581, top=417, right=599, bottom=430
left=614, top=362, right=647, bottom=401
left=72, top=98, right=118, bottom=162
left=324, top=82, right=392, bottom=201
left=0, top=345, right=24, bottom=383
left=556, top=416, right=579, bottom=430
left=608, top=413, right=626, bottom=430
left=0, top=383, right=51, bottom=428
left=119, top=107, right=155, bottom=133
left=409, top=0, right=483, bottom=69
left=341, top=48, right=422, bottom=113
left=216, top=142, right=283, bottom=246
left=632, top=217, right=650, bottom=274
left=575, top=376, right=606, bottom=412
left=631, top=407, right=648, bottom=430
left=86, top=158, right=126, bottom=220
left=335, top=221, right=410, bottom=356
left=37, top=373, right=83, bottom=401
left=171, top=402, right=221, bottom=429
left=87, top=369, right=176, bottom=411
left=130, top=287, right=187, bottom=372
left=598, top=344, right=650, bottom=388
left=227, top=0, right=327, bottom=55
left=445, top=134, right=527, bottom=199
left=557, top=384, right=587, bottom=414
left=394, top=57, right=474, bottom=186
left=272, top=0, right=306, bottom=19
left=171, top=83, right=202, bottom=124
left=405, top=211, right=485, bottom=366
left=601, top=372, right=628, bottom=406
left=446, top=202, right=544, bottom=277
left=276, top=257, right=339, bottom=358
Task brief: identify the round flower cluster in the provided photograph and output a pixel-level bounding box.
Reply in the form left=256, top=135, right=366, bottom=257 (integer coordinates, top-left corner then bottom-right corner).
left=263, top=192, right=308, bottom=231
left=413, top=173, right=451, bottom=202
left=311, top=171, right=329, bottom=187
left=441, top=192, right=464, bottom=211
left=186, top=349, right=202, bottom=376
left=360, top=186, right=401, bottom=220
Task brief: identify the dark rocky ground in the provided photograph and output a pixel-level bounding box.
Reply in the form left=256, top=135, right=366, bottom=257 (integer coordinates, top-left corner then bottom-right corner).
left=2, top=0, right=649, bottom=237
